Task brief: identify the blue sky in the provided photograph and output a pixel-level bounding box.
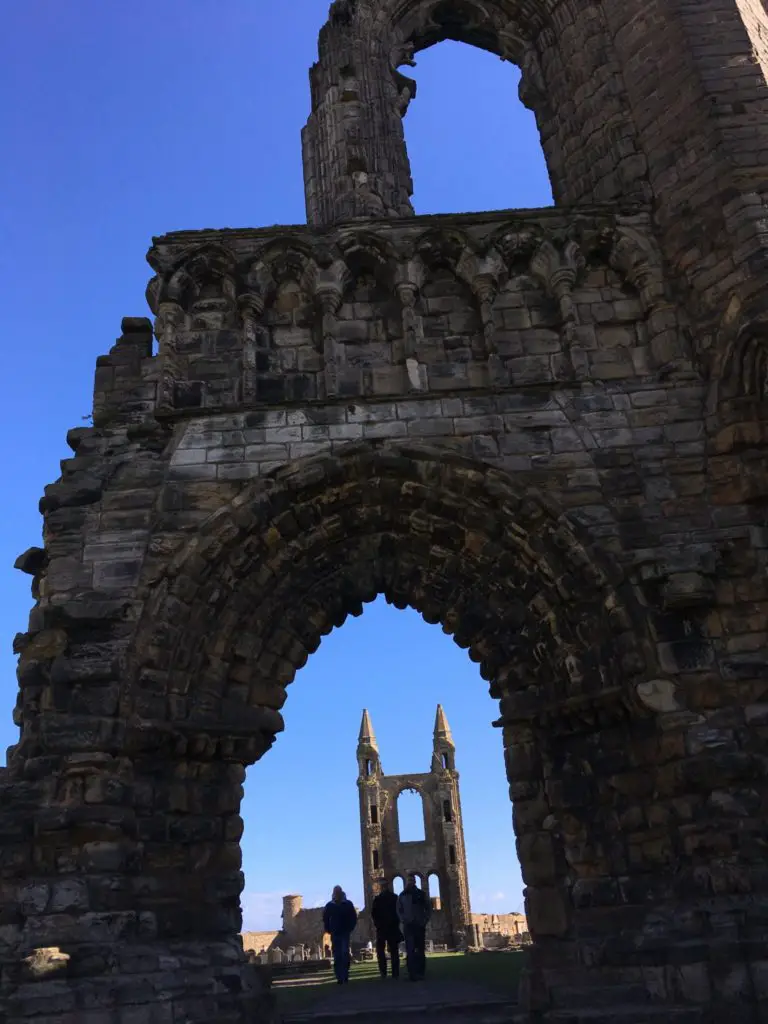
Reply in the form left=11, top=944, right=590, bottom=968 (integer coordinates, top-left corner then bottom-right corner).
left=1, top=1, right=552, bottom=930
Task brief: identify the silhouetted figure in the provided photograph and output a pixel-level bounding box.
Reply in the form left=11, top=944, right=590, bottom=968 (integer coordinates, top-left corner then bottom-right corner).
left=371, top=879, right=402, bottom=979
left=322, top=885, right=357, bottom=984
left=397, top=874, right=431, bottom=981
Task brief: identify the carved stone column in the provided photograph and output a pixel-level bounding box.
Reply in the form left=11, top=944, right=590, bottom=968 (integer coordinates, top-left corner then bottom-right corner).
left=530, top=239, right=585, bottom=377
left=311, top=256, right=350, bottom=399
left=530, top=240, right=585, bottom=339
left=154, top=301, right=185, bottom=414
left=396, top=283, right=426, bottom=391
left=473, top=273, right=505, bottom=385
left=456, top=247, right=506, bottom=386
left=610, top=221, right=690, bottom=373
left=238, top=292, right=267, bottom=404
left=395, top=256, right=426, bottom=392
left=316, top=287, right=344, bottom=398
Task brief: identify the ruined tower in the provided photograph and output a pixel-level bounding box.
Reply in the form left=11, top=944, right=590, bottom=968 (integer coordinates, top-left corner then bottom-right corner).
left=357, top=706, right=471, bottom=947
left=4, top=1, right=768, bottom=1022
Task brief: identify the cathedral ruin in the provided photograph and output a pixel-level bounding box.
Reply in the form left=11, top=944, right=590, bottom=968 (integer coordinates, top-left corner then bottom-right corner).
left=2, top=0, right=768, bottom=1022
left=357, top=705, right=472, bottom=947
left=241, top=706, right=528, bottom=957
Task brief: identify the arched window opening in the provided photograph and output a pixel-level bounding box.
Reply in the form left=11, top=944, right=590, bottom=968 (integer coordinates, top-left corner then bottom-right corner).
left=239, top=598, right=524, bottom=957
left=399, top=40, right=553, bottom=215
left=449, top=845, right=457, bottom=866
left=397, top=788, right=426, bottom=842
left=442, top=800, right=452, bottom=823
left=428, top=872, right=442, bottom=911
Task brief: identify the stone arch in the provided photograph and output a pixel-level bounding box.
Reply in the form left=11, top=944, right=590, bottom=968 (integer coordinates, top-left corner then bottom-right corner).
left=165, top=243, right=237, bottom=320
left=247, top=237, right=318, bottom=297
left=236, top=240, right=320, bottom=400
left=415, top=227, right=489, bottom=367
left=704, top=310, right=768, bottom=509
left=716, top=313, right=768, bottom=403
left=427, top=870, right=442, bottom=908
left=115, top=441, right=685, bottom=1012
left=303, top=0, right=649, bottom=225
left=335, top=231, right=403, bottom=389
left=396, top=786, right=427, bottom=842
left=128, top=441, right=656, bottom=731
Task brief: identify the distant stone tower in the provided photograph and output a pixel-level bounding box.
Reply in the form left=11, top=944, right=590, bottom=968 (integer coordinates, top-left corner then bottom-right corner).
left=282, top=894, right=303, bottom=929
left=357, top=706, right=471, bottom=947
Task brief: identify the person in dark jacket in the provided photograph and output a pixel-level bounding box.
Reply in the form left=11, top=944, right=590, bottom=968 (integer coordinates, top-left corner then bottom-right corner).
left=322, top=885, right=358, bottom=984
left=371, top=879, right=402, bottom=979
left=396, top=874, right=431, bottom=981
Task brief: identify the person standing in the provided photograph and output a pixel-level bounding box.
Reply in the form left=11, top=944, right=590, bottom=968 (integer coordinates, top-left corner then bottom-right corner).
left=397, top=874, right=431, bottom=981
left=322, top=885, right=358, bottom=984
left=371, top=879, right=402, bottom=979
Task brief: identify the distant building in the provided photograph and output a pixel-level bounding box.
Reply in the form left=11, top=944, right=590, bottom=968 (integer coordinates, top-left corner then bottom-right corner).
left=241, top=707, right=528, bottom=954
left=357, top=704, right=471, bottom=947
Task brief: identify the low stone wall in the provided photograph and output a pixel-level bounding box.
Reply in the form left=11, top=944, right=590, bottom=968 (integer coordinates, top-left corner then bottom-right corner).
left=242, top=931, right=280, bottom=954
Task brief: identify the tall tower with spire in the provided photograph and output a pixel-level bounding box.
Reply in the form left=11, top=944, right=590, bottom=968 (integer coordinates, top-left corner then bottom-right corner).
left=357, top=708, right=384, bottom=914
left=356, top=705, right=472, bottom=947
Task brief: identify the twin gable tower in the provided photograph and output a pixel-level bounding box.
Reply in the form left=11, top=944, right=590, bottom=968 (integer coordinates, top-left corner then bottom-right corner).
left=356, top=706, right=471, bottom=947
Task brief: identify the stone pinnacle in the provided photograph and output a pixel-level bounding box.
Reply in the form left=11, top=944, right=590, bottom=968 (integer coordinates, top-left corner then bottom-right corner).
left=434, top=703, right=454, bottom=745
left=358, top=708, right=379, bottom=750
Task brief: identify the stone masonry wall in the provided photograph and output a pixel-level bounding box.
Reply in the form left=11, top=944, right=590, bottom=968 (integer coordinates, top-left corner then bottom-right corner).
left=3, top=203, right=767, bottom=1023
left=471, top=911, right=528, bottom=947
left=3, top=1, right=768, bottom=1022
left=241, top=931, right=280, bottom=955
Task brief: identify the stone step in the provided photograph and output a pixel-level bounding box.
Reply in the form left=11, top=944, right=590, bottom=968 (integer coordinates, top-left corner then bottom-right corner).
left=547, top=1005, right=704, bottom=1023
left=282, top=997, right=521, bottom=1023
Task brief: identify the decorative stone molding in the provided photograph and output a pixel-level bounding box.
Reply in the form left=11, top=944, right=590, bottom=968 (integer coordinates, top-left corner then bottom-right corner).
left=311, top=258, right=351, bottom=397
left=153, top=301, right=185, bottom=413
left=417, top=229, right=508, bottom=384
left=718, top=307, right=768, bottom=401
left=394, top=254, right=427, bottom=391
left=238, top=292, right=267, bottom=404
left=608, top=220, right=691, bottom=372
left=529, top=238, right=585, bottom=339
left=493, top=224, right=541, bottom=272
left=162, top=244, right=238, bottom=330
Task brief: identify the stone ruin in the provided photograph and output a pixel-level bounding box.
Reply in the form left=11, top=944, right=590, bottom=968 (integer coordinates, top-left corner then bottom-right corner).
left=357, top=705, right=472, bottom=949
left=2, top=0, right=768, bottom=1022
left=243, top=706, right=528, bottom=960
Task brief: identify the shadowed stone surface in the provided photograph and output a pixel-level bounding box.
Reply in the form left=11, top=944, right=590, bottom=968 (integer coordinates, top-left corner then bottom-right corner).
left=2, top=0, right=768, bottom=1022
left=281, top=976, right=519, bottom=1022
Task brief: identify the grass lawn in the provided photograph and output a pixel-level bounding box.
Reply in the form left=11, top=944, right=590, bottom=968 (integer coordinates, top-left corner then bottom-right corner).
left=423, top=951, right=525, bottom=994
left=273, top=950, right=526, bottom=1013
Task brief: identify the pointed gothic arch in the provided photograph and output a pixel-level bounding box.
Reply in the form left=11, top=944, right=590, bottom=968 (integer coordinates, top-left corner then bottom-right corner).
left=128, top=442, right=657, bottom=727
left=105, top=441, right=676, bottom=1011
